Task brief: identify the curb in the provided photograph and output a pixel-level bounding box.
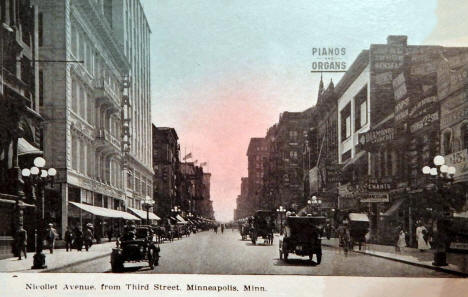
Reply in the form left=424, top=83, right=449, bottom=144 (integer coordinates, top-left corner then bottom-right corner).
left=42, top=252, right=112, bottom=273
left=322, top=243, right=468, bottom=277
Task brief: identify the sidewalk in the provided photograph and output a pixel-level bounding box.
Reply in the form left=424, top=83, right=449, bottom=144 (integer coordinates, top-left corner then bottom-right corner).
left=322, top=238, right=468, bottom=276
left=0, top=241, right=115, bottom=273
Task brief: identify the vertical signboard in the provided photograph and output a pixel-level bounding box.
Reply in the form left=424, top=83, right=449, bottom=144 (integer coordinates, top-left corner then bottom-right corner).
left=370, top=39, right=407, bottom=126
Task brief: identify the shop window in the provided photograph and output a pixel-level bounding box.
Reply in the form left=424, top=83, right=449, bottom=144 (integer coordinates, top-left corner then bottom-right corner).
left=341, top=103, right=351, bottom=141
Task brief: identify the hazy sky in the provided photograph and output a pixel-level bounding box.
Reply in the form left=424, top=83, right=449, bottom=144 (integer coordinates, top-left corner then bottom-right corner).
left=139, top=0, right=463, bottom=221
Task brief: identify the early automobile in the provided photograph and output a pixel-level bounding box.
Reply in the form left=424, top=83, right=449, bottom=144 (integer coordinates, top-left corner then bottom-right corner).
left=348, top=213, right=369, bottom=250
left=250, top=210, right=275, bottom=245
left=110, top=225, right=160, bottom=272
left=279, top=215, right=325, bottom=264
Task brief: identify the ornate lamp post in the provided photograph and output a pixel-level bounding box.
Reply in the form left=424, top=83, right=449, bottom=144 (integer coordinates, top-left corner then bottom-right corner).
left=142, top=196, right=155, bottom=225
left=21, top=156, right=56, bottom=269
left=422, top=155, right=456, bottom=267
left=276, top=205, right=286, bottom=234
left=307, top=195, right=322, bottom=215
left=171, top=205, right=181, bottom=216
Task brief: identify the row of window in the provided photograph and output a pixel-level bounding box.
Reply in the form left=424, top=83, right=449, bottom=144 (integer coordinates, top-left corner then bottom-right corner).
left=340, top=86, right=368, bottom=141
left=70, top=133, right=122, bottom=189
left=127, top=170, right=152, bottom=197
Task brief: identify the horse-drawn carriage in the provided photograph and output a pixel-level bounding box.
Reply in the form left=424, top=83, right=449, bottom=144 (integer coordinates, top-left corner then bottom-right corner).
left=250, top=210, right=275, bottom=245
left=348, top=213, right=369, bottom=250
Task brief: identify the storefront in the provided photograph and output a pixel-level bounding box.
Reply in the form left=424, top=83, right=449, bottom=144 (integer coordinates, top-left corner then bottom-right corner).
left=68, top=201, right=140, bottom=241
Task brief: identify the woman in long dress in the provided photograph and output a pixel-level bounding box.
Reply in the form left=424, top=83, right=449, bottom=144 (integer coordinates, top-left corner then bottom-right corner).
left=396, top=228, right=407, bottom=253
left=416, top=223, right=431, bottom=251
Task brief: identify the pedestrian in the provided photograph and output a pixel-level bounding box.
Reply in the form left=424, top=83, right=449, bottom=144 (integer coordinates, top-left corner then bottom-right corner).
left=64, top=226, right=74, bottom=252
left=83, top=226, right=94, bottom=251
left=395, top=226, right=407, bottom=253
left=221, top=224, right=224, bottom=233
left=16, top=226, right=27, bottom=260
left=74, top=226, right=83, bottom=251
left=45, top=223, right=58, bottom=254
left=214, top=225, right=218, bottom=234
left=416, top=221, right=431, bottom=251
left=107, top=227, right=113, bottom=242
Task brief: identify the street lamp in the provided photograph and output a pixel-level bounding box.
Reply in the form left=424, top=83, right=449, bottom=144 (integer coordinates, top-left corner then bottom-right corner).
left=276, top=205, right=286, bottom=234
left=171, top=205, right=181, bottom=215
left=142, top=196, right=155, bottom=225
left=22, top=156, right=56, bottom=269
left=307, top=195, right=322, bottom=215
left=421, top=155, right=456, bottom=267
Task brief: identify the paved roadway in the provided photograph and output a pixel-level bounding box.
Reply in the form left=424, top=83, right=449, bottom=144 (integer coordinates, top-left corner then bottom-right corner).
left=55, top=229, right=453, bottom=276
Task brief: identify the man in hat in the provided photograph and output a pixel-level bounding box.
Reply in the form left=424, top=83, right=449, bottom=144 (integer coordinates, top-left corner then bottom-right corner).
left=16, top=226, right=28, bottom=260
left=45, top=223, right=58, bottom=254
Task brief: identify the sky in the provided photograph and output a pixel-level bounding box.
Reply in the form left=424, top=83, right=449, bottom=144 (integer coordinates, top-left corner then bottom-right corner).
left=139, top=0, right=468, bottom=222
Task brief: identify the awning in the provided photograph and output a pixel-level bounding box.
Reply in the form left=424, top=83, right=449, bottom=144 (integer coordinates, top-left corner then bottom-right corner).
left=381, top=199, right=406, bottom=217
left=176, top=214, right=187, bottom=224
left=127, top=207, right=161, bottom=220
left=69, top=202, right=140, bottom=220
left=348, top=213, right=369, bottom=222
left=18, top=138, right=42, bottom=156
left=454, top=211, right=468, bottom=218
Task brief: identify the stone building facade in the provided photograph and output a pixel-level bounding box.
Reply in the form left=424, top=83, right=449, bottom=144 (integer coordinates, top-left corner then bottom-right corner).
left=152, top=125, right=179, bottom=219
left=0, top=0, right=41, bottom=258
left=38, top=0, right=151, bottom=236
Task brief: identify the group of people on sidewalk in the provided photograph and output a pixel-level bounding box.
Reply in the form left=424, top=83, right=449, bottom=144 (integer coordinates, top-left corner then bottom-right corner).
left=63, top=224, right=95, bottom=252
left=15, top=223, right=59, bottom=260
left=15, top=223, right=101, bottom=260
left=394, top=220, right=432, bottom=253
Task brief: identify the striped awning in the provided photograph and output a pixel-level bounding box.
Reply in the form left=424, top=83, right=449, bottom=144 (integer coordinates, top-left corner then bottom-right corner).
left=18, top=138, right=42, bottom=156
left=127, top=207, right=161, bottom=220
left=69, top=202, right=140, bottom=220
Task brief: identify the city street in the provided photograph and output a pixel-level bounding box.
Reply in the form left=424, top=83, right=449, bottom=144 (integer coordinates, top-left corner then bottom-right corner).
left=54, top=230, right=453, bottom=277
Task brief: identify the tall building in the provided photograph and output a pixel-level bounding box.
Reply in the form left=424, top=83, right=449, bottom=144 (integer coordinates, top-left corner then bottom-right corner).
left=38, top=0, right=151, bottom=236
left=152, top=126, right=179, bottom=219
left=110, top=0, right=153, bottom=210
left=246, top=138, right=268, bottom=211
left=0, top=0, right=40, bottom=258
left=234, top=177, right=249, bottom=219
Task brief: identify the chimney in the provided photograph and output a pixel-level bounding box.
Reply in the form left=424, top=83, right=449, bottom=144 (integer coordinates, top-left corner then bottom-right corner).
left=387, top=35, right=407, bottom=46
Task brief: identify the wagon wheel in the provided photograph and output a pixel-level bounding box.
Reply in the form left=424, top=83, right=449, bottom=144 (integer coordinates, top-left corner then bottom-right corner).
left=251, top=232, right=257, bottom=245
left=148, top=249, right=155, bottom=270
